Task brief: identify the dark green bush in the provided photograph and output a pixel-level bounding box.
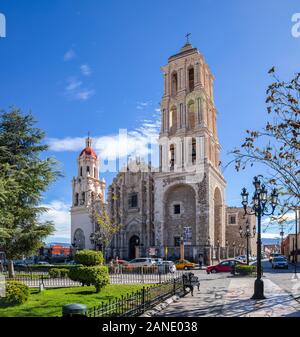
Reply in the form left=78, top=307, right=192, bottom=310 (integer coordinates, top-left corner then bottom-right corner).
left=74, top=250, right=104, bottom=266
left=69, top=266, right=109, bottom=292
left=0, top=281, right=29, bottom=306
left=49, top=268, right=70, bottom=278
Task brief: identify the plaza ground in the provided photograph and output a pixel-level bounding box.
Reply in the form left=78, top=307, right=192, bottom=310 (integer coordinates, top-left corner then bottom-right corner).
left=155, top=260, right=300, bottom=317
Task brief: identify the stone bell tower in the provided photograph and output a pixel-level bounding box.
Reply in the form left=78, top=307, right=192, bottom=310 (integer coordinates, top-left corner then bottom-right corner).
left=154, top=38, right=226, bottom=261
left=70, top=136, right=105, bottom=249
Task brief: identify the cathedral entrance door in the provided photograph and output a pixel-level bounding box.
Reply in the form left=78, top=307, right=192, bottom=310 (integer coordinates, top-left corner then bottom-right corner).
left=129, top=235, right=140, bottom=260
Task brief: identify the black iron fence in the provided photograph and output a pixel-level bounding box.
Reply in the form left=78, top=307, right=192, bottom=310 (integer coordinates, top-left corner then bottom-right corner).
left=4, top=274, right=81, bottom=288
left=108, top=265, right=183, bottom=284
left=85, top=277, right=184, bottom=317
left=2, top=266, right=184, bottom=288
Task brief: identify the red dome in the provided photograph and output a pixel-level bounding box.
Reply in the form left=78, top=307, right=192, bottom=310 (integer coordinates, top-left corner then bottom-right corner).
left=79, top=146, right=97, bottom=158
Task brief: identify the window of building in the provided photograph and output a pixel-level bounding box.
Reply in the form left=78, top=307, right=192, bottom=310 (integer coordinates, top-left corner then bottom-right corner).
left=170, top=144, right=175, bottom=170
left=81, top=192, right=85, bottom=205
left=174, top=236, right=181, bottom=247
left=80, top=167, right=82, bottom=176
left=229, top=215, right=236, bottom=225
left=174, top=204, right=181, bottom=214
left=188, top=67, right=194, bottom=92
left=171, top=71, right=178, bottom=96
left=86, top=166, right=90, bottom=175
left=74, top=193, right=79, bottom=206
left=128, top=193, right=138, bottom=208
left=94, top=167, right=97, bottom=178
left=192, top=138, right=196, bottom=164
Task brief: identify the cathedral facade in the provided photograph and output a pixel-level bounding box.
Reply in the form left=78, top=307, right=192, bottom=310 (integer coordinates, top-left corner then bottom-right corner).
left=108, top=41, right=226, bottom=261
left=70, top=41, right=256, bottom=262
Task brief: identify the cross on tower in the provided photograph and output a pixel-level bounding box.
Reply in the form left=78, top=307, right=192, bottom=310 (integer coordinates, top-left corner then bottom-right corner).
left=185, top=32, right=191, bottom=44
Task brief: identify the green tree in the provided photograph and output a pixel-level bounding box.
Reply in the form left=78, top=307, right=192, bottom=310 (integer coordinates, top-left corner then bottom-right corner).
left=0, top=107, right=61, bottom=277
left=230, top=69, right=300, bottom=213
left=89, top=193, right=122, bottom=262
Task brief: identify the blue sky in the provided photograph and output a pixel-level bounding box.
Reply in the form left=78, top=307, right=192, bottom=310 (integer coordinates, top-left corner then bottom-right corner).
left=0, top=0, right=299, bottom=242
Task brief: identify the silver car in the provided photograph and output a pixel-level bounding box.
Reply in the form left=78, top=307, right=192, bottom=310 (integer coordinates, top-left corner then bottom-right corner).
left=272, top=256, right=288, bottom=269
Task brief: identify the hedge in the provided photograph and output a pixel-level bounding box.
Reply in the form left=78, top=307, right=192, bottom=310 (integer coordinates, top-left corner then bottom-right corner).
left=235, top=265, right=257, bottom=275
left=0, top=281, right=30, bottom=306
left=49, top=268, right=70, bottom=278
left=69, top=266, right=109, bottom=292
left=74, top=250, right=104, bottom=266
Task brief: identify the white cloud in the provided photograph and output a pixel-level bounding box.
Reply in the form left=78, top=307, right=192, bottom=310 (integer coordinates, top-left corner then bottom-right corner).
left=75, top=89, right=95, bottom=101
left=64, top=77, right=95, bottom=101
left=40, top=201, right=71, bottom=240
left=261, top=233, right=281, bottom=239
left=64, top=49, right=76, bottom=61
left=47, top=114, right=161, bottom=164
left=136, top=101, right=152, bottom=110
left=65, top=77, right=82, bottom=91
left=80, top=64, right=92, bottom=76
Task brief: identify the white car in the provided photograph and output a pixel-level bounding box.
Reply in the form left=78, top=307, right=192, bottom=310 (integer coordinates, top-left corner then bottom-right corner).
left=127, top=258, right=156, bottom=267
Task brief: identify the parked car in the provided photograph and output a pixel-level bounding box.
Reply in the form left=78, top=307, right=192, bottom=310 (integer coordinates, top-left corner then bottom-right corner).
left=127, top=258, right=156, bottom=268
left=206, top=259, right=246, bottom=274
left=158, top=261, right=176, bottom=273
left=272, top=256, right=288, bottom=269
left=153, top=258, right=163, bottom=265
left=175, top=259, right=196, bottom=270
left=269, top=253, right=282, bottom=263
left=235, top=255, right=247, bottom=263
left=115, top=259, right=128, bottom=265
left=37, top=261, right=52, bottom=265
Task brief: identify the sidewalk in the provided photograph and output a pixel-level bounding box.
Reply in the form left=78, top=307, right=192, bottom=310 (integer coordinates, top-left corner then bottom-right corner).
left=154, top=276, right=300, bottom=317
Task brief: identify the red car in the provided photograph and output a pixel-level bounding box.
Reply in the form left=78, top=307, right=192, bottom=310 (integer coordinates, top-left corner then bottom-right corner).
left=206, top=259, right=246, bottom=274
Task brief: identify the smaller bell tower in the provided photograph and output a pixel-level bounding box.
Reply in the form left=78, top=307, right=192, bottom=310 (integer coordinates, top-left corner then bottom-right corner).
left=71, top=136, right=105, bottom=249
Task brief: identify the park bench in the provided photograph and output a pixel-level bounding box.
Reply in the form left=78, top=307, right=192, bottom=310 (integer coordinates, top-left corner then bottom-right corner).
left=182, top=272, right=200, bottom=296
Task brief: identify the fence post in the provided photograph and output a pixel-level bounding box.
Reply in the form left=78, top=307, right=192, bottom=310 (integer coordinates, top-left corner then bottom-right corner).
left=142, top=286, right=145, bottom=314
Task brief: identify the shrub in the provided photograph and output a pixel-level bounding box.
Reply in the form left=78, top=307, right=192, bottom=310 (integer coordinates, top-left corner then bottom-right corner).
left=49, top=268, right=70, bottom=278
left=235, top=264, right=257, bottom=275
left=74, top=250, right=104, bottom=266
left=69, top=265, right=109, bottom=292
left=0, top=281, right=29, bottom=306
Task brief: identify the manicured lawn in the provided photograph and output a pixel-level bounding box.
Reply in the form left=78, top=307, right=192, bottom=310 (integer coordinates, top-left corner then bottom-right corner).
left=0, top=284, right=148, bottom=317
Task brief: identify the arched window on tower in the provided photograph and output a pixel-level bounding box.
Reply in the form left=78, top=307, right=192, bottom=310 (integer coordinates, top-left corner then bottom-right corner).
left=80, top=167, right=83, bottom=176
left=81, top=192, right=85, bottom=205
left=170, top=144, right=175, bottom=170
left=74, top=193, right=79, bottom=206
left=192, top=138, right=196, bottom=164
left=86, top=166, right=90, bottom=175
left=94, top=167, right=97, bottom=178
left=171, top=71, right=178, bottom=96
left=188, top=67, right=195, bottom=92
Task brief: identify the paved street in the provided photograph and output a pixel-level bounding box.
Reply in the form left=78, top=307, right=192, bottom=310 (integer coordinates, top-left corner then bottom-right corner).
left=155, top=260, right=300, bottom=317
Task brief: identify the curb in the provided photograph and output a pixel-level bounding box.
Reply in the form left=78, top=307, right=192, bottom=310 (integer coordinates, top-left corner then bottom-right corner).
left=140, top=291, right=189, bottom=317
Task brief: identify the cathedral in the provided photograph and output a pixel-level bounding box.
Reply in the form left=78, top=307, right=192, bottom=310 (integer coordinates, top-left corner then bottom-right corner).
left=71, top=40, right=256, bottom=263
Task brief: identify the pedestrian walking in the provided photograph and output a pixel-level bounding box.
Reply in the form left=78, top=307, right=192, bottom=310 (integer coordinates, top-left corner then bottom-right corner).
left=198, top=253, right=203, bottom=269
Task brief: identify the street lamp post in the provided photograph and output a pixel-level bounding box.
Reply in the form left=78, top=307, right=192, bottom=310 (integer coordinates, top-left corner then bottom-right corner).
left=232, top=241, right=236, bottom=258
left=241, top=176, right=278, bottom=300
left=239, top=219, right=256, bottom=265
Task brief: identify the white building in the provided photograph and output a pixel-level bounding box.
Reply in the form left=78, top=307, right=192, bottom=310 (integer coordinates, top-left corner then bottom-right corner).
left=70, top=136, right=105, bottom=250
